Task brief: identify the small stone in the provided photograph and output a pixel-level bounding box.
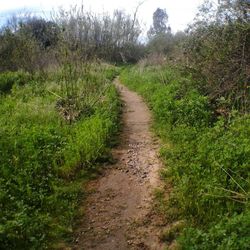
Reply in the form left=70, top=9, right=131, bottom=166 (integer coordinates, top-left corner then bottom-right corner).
left=127, top=240, right=133, bottom=245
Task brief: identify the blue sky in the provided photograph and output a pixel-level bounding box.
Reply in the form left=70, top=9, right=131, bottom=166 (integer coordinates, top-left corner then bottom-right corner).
left=0, top=0, right=205, bottom=32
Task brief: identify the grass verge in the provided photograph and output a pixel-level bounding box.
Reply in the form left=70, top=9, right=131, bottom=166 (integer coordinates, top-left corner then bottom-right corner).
left=120, top=65, right=250, bottom=250
left=0, top=64, right=121, bottom=249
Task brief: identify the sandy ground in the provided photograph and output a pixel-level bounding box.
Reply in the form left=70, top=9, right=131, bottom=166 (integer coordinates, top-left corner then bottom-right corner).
left=72, top=79, right=165, bottom=250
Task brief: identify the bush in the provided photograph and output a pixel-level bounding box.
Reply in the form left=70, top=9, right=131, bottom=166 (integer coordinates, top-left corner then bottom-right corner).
left=183, top=1, right=250, bottom=114
left=179, top=211, right=250, bottom=250
left=0, top=71, right=32, bottom=93
left=165, top=115, right=250, bottom=225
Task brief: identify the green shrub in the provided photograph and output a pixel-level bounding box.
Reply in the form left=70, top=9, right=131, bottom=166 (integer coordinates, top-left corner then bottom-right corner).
left=103, top=65, right=121, bottom=81
left=0, top=71, right=32, bottom=93
left=178, top=211, right=250, bottom=250
left=158, top=115, right=249, bottom=225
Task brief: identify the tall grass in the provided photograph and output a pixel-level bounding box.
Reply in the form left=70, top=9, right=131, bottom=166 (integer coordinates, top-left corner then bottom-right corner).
left=0, top=64, right=120, bottom=249
left=120, top=66, right=250, bottom=249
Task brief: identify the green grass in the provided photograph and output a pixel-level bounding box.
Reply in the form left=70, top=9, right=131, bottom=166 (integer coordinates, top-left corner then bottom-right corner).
left=120, top=65, right=250, bottom=249
left=0, top=71, right=33, bottom=93
left=0, top=64, right=120, bottom=249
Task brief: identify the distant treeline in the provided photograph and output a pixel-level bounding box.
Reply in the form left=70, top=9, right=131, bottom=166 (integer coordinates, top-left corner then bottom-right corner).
left=0, top=0, right=249, bottom=112
left=0, top=6, right=144, bottom=71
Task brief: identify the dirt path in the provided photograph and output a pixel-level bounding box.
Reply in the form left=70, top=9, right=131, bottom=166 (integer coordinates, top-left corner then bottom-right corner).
left=72, top=79, right=165, bottom=250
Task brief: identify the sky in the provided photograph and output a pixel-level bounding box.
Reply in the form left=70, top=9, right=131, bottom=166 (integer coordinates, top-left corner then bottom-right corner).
left=0, top=0, right=205, bottom=32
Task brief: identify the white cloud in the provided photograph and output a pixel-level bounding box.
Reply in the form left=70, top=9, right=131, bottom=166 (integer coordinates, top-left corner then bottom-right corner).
left=0, top=0, right=205, bottom=31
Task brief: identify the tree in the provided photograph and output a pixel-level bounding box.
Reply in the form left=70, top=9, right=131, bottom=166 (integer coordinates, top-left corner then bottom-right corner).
left=147, top=8, right=171, bottom=38
left=54, top=6, right=143, bottom=63
left=20, top=18, right=60, bottom=49
left=0, top=27, right=41, bottom=72
left=147, top=8, right=173, bottom=55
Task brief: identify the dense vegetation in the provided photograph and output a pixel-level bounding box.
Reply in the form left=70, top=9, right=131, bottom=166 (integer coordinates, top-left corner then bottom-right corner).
left=0, top=4, right=132, bottom=249
left=0, top=5, right=144, bottom=72
left=0, top=64, right=120, bottom=249
left=0, top=0, right=249, bottom=249
left=119, top=2, right=249, bottom=249
left=120, top=63, right=249, bottom=249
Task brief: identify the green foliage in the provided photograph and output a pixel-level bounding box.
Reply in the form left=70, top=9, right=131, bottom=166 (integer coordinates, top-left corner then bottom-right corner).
left=103, top=65, right=121, bottom=81
left=21, top=18, right=60, bottom=49
left=147, top=8, right=174, bottom=56
left=165, top=115, right=250, bottom=224
left=147, top=34, right=174, bottom=55
left=0, top=64, right=120, bottom=249
left=0, top=28, right=42, bottom=72
left=160, top=220, right=186, bottom=243
left=0, top=6, right=145, bottom=72
left=178, top=211, right=250, bottom=250
left=183, top=0, right=250, bottom=113
left=0, top=71, right=32, bottom=93
left=120, top=65, right=250, bottom=249
left=148, top=8, right=171, bottom=37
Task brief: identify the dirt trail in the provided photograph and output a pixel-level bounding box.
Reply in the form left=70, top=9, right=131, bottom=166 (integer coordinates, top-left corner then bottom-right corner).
left=72, top=79, right=165, bottom=250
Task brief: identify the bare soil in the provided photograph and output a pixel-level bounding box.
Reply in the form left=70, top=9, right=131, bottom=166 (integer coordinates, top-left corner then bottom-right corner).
left=72, top=79, right=165, bottom=250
